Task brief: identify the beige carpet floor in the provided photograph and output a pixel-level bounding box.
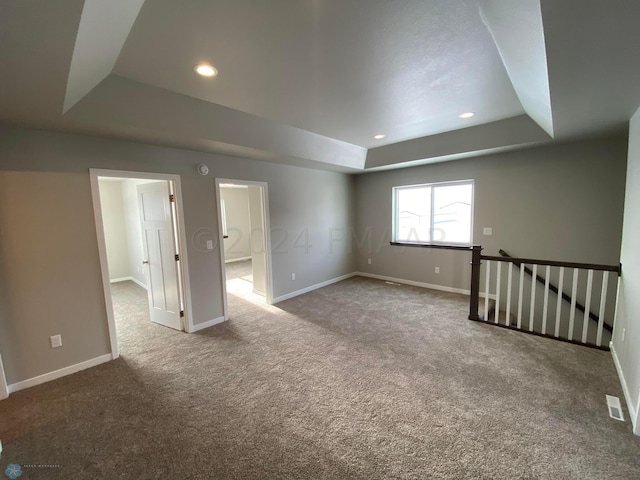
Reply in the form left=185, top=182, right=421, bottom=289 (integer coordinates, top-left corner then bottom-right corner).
left=1, top=276, right=639, bottom=479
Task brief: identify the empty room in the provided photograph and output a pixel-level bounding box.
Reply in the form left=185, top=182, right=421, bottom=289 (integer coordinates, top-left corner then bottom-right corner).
left=1, top=1, right=640, bottom=478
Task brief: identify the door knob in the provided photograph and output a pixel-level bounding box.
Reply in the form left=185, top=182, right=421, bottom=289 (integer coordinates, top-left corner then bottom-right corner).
left=142, top=260, right=149, bottom=265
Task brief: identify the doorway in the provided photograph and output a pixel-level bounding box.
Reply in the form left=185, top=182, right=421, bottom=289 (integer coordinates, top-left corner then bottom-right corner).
left=90, top=169, right=193, bottom=360
left=215, top=179, right=273, bottom=319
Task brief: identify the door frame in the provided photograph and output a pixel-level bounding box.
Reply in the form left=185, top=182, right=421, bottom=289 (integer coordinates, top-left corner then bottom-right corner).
left=635, top=399, right=640, bottom=436
left=0, top=352, right=8, bottom=399
left=215, top=178, right=274, bottom=320
left=90, top=169, right=194, bottom=360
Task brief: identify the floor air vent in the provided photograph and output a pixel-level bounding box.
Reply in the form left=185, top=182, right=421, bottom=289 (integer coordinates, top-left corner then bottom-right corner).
left=606, top=395, right=625, bottom=421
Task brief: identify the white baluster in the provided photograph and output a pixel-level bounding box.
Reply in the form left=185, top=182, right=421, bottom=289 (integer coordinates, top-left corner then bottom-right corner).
left=582, top=270, right=594, bottom=344
left=495, top=262, right=502, bottom=324
left=568, top=269, right=579, bottom=341
left=596, top=271, right=609, bottom=347
left=529, top=264, right=538, bottom=332
left=517, top=264, right=525, bottom=329
left=554, top=267, right=564, bottom=338
left=484, top=260, right=491, bottom=322
left=506, top=263, right=513, bottom=327
left=542, top=265, right=551, bottom=335
left=581, top=270, right=594, bottom=344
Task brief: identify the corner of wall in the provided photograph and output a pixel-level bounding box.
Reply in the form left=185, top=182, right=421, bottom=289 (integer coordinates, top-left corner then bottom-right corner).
left=610, top=105, right=640, bottom=436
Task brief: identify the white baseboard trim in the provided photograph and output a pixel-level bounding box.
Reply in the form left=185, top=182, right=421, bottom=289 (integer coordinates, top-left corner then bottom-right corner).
left=225, top=256, right=252, bottom=264
left=129, top=277, right=147, bottom=290
left=354, top=272, right=471, bottom=296
left=272, top=273, right=357, bottom=304
left=110, top=276, right=130, bottom=283
left=7, top=353, right=113, bottom=395
left=110, top=276, right=147, bottom=290
left=191, top=316, right=226, bottom=332
left=270, top=272, right=487, bottom=304
left=610, top=342, right=638, bottom=432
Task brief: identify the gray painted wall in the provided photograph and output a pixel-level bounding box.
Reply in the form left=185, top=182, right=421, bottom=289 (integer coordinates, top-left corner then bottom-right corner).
left=612, top=108, right=640, bottom=434
left=0, top=124, right=628, bottom=396
left=0, top=126, right=355, bottom=385
left=355, top=136, right=627, bottom=292
left=0, top=170, right=111, bottom=385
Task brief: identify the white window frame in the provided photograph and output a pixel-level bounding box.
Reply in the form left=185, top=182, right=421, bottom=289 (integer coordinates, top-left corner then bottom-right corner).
left=392, top=179, right=474, bottom=246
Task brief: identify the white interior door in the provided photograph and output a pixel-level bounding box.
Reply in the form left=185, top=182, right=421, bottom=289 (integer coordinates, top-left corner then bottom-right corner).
left=138, top=181, right=183, bottom=330
left=248, top=185, right=266, bottom=296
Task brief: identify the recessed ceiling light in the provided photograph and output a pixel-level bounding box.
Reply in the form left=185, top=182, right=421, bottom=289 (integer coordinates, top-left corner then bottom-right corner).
left=374, top=134, right=386, bottom=139
left=459, top=112, right=475, bottom=119
left=194, top=63, right=218, bottom=77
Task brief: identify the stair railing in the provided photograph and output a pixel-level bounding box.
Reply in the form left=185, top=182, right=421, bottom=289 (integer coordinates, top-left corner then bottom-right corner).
left=469, top=250, right=621, bottom=350
left=499, top=249, right=613, bottom=333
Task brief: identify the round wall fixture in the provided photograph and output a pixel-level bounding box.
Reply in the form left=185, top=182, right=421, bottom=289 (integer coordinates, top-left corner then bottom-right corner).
left=197, top=164, right=209, bottom=176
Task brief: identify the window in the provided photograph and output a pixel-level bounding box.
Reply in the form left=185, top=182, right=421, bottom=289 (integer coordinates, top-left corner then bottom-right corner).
left=393, top=180, right=473, bottom=245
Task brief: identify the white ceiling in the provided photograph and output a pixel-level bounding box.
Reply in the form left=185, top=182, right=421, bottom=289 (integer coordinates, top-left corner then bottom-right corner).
left=1, top=0, right=639, bottom=173
left=114, top=0, right=524, bottom=148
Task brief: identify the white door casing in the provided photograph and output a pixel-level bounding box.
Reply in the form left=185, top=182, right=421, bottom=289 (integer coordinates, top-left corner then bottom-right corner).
left=90, top=169, right=194, bottom=360
left=0, top=352, right=8, bottom=400
left=138, top=181, right=183, bottom=331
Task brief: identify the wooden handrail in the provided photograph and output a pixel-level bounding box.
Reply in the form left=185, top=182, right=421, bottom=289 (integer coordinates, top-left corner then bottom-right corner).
left=386, top=242, right=618, bottom=347
left=480, top=253, right=620, bottom=274
left=389, top=242, right=478, bottom=251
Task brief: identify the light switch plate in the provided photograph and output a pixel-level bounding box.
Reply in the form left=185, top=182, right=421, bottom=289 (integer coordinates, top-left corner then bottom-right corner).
left=50, top=334, right=62, bottom=348
left=483, top=227, right=493, bottom=236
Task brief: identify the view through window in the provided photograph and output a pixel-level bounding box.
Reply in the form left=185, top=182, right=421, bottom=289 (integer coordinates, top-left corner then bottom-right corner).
left=393, top=181, right=473, bottom=245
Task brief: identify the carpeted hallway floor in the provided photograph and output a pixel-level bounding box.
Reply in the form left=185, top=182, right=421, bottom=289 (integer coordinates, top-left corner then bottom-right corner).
left=1, top=276, right=639, bottom=479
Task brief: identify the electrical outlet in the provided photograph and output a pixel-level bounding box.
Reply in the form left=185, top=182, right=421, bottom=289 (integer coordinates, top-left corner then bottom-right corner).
left=435, top=267, right=440, bottom=274
left=206, top=240, right=214, bottom=250
left=50, top=334, right=62, bottom=349
left=367, top=258, right=372, bottom=265
left=291, top=273, right=296, bottom=281
left=483, top=227, right=493, bottom=236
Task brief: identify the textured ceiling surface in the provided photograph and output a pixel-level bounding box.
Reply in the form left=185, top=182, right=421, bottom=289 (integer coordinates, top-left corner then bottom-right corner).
left=0, top=0, right=639, bottom=172
left=114, top=0, right=524, bottom=148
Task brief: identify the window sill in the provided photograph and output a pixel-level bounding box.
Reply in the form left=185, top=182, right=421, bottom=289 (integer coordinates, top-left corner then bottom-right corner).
left=389, top=241, right=476, bottom=251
